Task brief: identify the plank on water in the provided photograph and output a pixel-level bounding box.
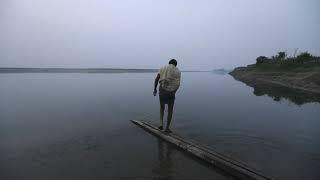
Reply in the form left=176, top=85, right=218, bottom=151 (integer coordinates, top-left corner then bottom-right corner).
left=130, top=120, right=274, bottom=180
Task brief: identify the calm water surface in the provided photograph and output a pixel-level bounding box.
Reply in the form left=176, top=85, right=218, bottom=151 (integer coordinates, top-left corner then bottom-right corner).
left=0, top=73, right=319, bottom=180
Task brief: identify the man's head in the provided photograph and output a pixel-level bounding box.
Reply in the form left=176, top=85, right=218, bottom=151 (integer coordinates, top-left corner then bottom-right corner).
left=169, top=59, right=177, bottom=66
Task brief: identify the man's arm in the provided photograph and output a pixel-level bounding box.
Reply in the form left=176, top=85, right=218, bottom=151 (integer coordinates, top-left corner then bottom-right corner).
left=153, top=73, right=160, bottom=96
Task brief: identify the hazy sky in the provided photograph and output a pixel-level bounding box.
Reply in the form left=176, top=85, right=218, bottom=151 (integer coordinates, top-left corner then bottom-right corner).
left=1, top=0, right=319, bottom=70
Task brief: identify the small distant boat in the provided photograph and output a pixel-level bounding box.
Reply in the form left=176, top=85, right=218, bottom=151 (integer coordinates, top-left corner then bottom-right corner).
left=212, top=69, right=232, bottom=75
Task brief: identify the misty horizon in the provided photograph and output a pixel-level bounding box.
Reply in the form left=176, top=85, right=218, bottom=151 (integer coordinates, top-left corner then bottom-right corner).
left=0, top=66, right=213, bottom=71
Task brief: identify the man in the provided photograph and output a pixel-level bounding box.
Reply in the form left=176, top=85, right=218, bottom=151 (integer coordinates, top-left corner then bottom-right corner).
left=153, top=59, right=181, bottom=133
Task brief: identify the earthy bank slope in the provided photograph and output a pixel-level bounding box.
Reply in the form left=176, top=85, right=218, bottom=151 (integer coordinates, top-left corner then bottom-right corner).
left=230, top=63, right=320, bottom=95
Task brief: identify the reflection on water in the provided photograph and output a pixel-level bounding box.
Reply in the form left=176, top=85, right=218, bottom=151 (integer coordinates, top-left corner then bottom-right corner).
left=153, top=139, right=173, bottom=180
left=237, top=80, right=320, bottom=105
left=253, top=83, right=320, bottom=105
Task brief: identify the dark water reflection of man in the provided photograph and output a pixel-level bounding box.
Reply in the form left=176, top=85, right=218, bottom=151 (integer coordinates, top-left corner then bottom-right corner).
left=153, top=59, right=181, bottom=133
left=153, top=138, right=173, bottom=180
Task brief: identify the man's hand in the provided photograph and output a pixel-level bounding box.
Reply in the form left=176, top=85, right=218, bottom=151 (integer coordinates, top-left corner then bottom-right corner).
left=154, top=73, right=160, bottom=96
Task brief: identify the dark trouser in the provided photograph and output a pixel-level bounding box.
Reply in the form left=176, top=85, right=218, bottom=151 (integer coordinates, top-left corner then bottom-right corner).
left=159, top=88, right=175, bottom=130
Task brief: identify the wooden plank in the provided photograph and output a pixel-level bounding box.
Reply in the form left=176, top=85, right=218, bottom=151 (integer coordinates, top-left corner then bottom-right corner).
left=130, top=120, right=275, bottom=180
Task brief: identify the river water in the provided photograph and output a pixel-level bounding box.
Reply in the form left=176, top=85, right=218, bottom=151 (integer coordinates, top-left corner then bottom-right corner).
left=0, top=72, right=319, bottom=180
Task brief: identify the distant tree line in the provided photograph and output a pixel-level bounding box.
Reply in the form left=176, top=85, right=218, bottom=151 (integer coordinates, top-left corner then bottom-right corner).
left=256, top=51, right=320, bottom=67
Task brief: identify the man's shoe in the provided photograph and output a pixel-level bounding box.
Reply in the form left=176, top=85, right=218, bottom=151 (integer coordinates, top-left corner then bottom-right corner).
left=158, top=126, right=163, bottom=130
left=164, top=129, right=172, bottom=133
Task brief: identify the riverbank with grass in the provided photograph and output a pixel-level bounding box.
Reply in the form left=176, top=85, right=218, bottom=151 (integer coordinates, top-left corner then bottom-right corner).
left=230, top=51, right=320, bottom=94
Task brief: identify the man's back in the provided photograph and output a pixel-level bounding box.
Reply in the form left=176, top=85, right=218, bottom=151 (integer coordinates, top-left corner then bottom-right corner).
left=158, top=64, right=181, bottom=92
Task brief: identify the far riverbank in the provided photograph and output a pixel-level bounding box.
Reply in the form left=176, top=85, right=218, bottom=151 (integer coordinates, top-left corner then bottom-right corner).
left=230, top=52, right=320, bottom=95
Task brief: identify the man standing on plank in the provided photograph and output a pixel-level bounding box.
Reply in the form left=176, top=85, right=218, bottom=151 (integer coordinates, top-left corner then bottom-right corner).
left=153, top=59, right=181, bottom=133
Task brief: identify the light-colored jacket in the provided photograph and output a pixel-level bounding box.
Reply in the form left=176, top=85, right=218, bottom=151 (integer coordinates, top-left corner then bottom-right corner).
left=159, top=64, right=181, bottom=92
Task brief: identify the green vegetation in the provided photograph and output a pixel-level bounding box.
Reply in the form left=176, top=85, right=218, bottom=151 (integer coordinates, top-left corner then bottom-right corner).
left=230, top=50, right=320, bottom=95
left=255, top=51, right=320, bottom=70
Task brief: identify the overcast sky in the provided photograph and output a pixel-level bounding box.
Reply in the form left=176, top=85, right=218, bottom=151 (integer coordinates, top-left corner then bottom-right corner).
left=1, top=0, right=319, bottom=70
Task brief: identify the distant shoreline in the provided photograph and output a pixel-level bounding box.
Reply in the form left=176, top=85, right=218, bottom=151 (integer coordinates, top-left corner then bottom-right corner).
left=0, top=68, right=210, bottom=73
left=229, top=52, right=320, bottom=95
left=230, top=65, right=320, bottom=95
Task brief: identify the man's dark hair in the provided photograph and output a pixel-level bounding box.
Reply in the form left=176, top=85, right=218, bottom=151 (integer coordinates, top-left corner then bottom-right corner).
left=169, top=59, right=177, bottom=66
